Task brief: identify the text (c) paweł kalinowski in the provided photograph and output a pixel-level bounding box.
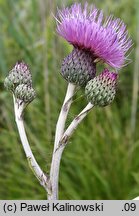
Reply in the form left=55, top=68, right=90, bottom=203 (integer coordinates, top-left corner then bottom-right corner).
left=20, top=202, right=103, bottom=212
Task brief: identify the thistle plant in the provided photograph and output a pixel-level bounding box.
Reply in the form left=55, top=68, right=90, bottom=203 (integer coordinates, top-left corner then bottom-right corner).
left=4, top=3, right=132, bottom=200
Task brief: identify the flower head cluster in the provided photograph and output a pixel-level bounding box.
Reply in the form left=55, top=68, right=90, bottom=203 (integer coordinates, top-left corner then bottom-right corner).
left=4, top=61, right=36, bottom=105
left=57, top=3, right=132, bottom=69
left=4, top=61, right=32, bottom=91
left=56, top=3, right=132, bottom=106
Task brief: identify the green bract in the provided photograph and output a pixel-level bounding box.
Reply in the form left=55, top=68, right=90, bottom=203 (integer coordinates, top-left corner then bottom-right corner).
left=14, top=84, right=36, bottom=103
left=85, top=69, right=118, bottom=107
left=4, top=61, right=32, bottom=91
left=61, top=48, right=96, bottom=87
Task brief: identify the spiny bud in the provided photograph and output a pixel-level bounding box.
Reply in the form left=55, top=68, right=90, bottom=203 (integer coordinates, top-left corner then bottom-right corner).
left=61, top=47, right=96, bottom=87
left=14, top=84, right=36, bottom=104
left=85, top=69, right=118, bottom=107
left=4, top=61, right=32, bottom=91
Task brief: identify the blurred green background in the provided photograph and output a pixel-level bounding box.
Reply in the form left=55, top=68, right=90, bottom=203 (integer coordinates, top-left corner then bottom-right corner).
left=0, top=0, right=139, bottom=200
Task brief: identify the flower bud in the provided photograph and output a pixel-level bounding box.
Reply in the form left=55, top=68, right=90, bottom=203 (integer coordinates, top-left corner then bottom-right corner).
left=61, top=47, right=96, bottom=87
left=85, top=69, right=118, bottom=107
left=4, top=61, right=32, bottom=91
left=14, top=84, right=36, bottom=104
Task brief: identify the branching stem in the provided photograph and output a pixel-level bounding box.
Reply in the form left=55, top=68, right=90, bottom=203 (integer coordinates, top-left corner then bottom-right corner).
left=49, top=96, right=93, bottom=199
left=13, top=95, right=49, bottom=194
left=61, top=102, right=94, bottom=144
left=49, top=83, right=76, bottom=200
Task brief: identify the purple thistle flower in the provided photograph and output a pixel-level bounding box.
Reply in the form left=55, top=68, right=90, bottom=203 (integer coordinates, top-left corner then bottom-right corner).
left=56, top=3, right=132, bottom=69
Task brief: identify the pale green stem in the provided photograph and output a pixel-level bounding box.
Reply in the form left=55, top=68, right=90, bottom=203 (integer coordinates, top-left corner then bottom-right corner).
left=49, top=83, right=76, bottom=200
left=13, top=95, right=49, bottom=194
left=48, top=101, right=93, bottom=200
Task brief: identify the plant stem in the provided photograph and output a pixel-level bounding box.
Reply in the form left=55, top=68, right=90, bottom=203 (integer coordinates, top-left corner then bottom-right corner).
left=48, top=145, right=65, bottom=200
left=61, top=102, right=94, bottom=143
left=54, top=83, right=76, bottom=150
left=131, top=24, right=139, bottom=134
left=13, top=95, right=49, bottom=194
left=49, top=101, right=93, bottom=200
left=49, top=83, right=76, bottom=200
left=133, top=196, right=139, bottom=200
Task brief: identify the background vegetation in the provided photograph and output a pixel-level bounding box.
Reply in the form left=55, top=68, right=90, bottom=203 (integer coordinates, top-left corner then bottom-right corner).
left=0, top=0, right=139, bottom=199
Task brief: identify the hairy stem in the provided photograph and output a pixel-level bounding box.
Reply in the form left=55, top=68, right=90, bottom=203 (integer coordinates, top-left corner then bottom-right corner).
left=61, top=102, right=94, bottom=143
left=49, top=83, right=76, bottom=200
left=49, top=100, right=93, bottom=200
left=13, top=95, right=49, bottom=194
left=48, top=145, right=65, bottom=200
left=54, top=83, right=76, bottom=150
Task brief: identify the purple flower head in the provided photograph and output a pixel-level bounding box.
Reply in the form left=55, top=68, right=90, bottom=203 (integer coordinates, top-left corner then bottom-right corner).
left=56, top=3, right=132, bottom=69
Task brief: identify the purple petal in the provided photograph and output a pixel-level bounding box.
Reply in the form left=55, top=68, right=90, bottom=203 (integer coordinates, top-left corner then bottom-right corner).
left=56, top=3, right=132, bottom=69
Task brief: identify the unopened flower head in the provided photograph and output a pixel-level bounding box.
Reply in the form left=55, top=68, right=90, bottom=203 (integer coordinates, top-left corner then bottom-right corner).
left=4, top=61, right=32, bottom=91
left=85, top=69, right=118, bottom=107
left=4, top=61, right=36, bottom=107
left=57, top=3, right=132, bottom=70
left=14, top=84, right=36, bottom=104
left=62, top=47, right=96, bottom=86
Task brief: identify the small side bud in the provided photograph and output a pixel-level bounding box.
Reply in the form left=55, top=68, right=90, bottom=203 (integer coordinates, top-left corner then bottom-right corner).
left=14, top=84, right=36, bottom=104
left=85, top=69, right=118, bottom=107
left=4, top=61, right=32, bottom=91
